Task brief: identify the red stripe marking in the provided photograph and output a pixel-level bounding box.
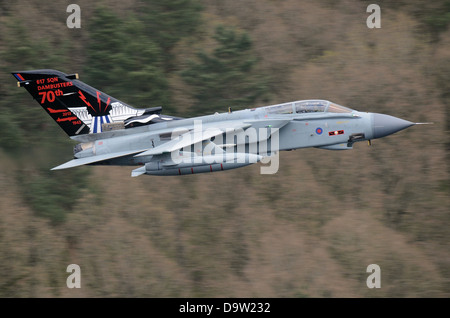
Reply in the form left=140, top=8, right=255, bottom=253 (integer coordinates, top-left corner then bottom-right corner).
left=221, top=163, right=224, bottom=171
left=191, top=167, right=194, bottom=174
left=210, top=165, right=213, bottom=172
left=78, top=90, right=95, bottom=112
left=96, top=91, right=101, bottom=110
left=17, top=73, right=25, bottom=81
left=105, top=97, right=111, bottom=113
left=178, top=168, right=181, bottom=175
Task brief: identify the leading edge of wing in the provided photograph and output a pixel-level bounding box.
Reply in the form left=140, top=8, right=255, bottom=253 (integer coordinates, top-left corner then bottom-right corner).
left=51, top=148, right=149, bottom=170
left=134, top=122, right=252, bottom=157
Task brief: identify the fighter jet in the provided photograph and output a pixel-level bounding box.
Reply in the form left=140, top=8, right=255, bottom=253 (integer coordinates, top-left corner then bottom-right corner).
left=12, top=69, right=424, bottom=176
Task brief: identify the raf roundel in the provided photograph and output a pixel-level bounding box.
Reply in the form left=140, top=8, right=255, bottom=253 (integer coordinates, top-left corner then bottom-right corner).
left=316, top=127, right=323, bottom=135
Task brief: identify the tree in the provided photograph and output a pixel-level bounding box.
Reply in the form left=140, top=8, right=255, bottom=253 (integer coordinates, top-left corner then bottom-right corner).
left=181, top=25, right=268, bottom=115
left=85, top=7, right=170, bottom=110
left=0, top=19, right=70, bottom=148
left=139, top=0, right=203, bottom=71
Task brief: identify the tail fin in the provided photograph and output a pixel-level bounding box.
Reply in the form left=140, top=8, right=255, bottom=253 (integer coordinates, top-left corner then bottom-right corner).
left=12, top=69, right=151, bottom=136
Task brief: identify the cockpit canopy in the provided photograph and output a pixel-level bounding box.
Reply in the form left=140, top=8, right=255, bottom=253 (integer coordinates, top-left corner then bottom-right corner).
left=264, top=100, right=353, bottom=114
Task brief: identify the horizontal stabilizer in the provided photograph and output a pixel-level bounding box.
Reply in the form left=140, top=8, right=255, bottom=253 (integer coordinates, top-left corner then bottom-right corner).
left=51, top=148, right=148, bottom=170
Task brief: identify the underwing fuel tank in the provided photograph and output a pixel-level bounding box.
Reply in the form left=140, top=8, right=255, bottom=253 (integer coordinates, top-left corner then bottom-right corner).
left=131, top=153, right=262, bottom=176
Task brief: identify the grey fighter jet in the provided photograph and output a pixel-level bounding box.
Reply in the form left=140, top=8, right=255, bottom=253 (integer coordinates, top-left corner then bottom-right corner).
left=12, top=69, right=424, bottom=176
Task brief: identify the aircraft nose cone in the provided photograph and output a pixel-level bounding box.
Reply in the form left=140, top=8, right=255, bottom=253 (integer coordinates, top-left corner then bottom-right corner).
left=372, top=113, right=414, bottom=139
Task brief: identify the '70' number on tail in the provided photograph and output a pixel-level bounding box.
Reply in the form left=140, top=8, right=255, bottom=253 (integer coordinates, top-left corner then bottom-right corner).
left=39, top=90, right=63, bottom=104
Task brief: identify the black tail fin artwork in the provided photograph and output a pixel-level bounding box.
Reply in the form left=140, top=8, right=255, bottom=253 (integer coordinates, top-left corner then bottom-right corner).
left=12, top=69, right=170, bottom=136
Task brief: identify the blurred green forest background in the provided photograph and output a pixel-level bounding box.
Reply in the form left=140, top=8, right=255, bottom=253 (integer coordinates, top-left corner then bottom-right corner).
left=0, top=0, right=449, bottom=297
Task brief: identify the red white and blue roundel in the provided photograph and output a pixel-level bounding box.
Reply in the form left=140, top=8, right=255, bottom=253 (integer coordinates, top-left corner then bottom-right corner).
left=316, top=127, right=323, bottom=135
